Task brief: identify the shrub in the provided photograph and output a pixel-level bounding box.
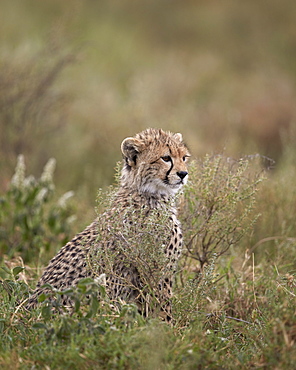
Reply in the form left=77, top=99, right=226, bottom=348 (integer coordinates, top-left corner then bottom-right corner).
left=87, top=155, right=266, bottom=323
left=90, top=177, right=176, bottom=319
left=180, top=155, right=266, bottom=272
left=0, top=155, right=76, bottom=264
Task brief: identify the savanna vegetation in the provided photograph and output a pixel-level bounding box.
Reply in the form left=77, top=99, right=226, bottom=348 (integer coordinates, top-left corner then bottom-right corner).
left=0, top=0, right=295, bottom=368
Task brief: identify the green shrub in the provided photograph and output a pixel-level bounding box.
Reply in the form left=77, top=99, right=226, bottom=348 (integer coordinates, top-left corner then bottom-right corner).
left=0, top=155, right=76, bottom=264
left=180, top=155, right=265, bottom=271
left=90, top=175, right=177, bottom=319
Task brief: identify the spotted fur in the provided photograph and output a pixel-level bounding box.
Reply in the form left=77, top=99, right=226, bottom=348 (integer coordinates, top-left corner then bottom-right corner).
left=26, top=128, right=190, bottom=321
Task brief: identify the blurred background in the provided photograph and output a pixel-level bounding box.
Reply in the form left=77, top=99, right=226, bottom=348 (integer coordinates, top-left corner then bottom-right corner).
left=1, top=0, right=296, bottom=218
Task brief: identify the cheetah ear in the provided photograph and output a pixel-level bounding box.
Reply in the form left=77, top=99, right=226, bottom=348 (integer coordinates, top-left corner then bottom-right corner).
left=173, top=133, right=183, bottom=143
left=121, top=137, right=144, bottom=166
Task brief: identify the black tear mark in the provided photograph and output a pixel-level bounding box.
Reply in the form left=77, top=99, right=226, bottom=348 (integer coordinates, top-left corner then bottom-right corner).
left=165, top=157, right=173, bottom=183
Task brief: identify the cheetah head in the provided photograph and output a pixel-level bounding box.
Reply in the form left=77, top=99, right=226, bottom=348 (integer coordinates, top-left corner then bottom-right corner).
left=121, top=128, right=190, bottom=197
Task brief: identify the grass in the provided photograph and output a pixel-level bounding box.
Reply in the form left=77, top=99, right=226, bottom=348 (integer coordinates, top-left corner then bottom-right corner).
left=1, top=151, right=296, bottom=369
left=0, top=247, right=295, bottom=369
left=0, top=1, right=296, bottom=368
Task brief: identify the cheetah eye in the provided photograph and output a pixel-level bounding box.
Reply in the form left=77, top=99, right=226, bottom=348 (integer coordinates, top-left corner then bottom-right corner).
left=161, top=156, right=171, bottom=163
left=183, top=155, right=190, bottom=162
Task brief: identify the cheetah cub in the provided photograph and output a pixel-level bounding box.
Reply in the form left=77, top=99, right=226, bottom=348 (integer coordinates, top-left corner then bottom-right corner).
left=27, top=128, right=190, bottom=321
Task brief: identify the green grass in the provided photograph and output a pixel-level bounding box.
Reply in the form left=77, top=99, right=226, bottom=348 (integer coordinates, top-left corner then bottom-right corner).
left=0, top=244, right=295, bottom=369
left=1, top=152, right=296, bottom=369
left=1, top=1, right=296, bottom=368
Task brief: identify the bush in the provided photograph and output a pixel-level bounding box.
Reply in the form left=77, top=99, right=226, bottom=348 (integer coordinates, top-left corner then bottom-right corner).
left=180, top=155, right=266, bottom=272
left=0, top=155, right=76, bottom=264
left=90, top=175, right=177, bottom=319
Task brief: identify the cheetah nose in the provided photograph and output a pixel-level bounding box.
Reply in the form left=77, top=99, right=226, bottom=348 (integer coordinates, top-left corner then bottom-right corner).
left=177, top=171, right=188, bottom=180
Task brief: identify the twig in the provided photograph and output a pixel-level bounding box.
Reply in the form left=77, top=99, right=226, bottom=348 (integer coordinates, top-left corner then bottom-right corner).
left=225, top=316, right=252, bottom=325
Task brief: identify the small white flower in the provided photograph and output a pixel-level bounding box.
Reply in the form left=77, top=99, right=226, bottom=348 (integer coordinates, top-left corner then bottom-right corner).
left=11, top=155, right=26, bottom=188
left=66, top=215, right=77, bottom=224
left=36, top=188, right=48, bottom=203
left=23, top=175, right=35, bottom=188
left=58, top=191, right=74, bottom=208
left=95, top=273, right=107, bottom=286
left=41, top=158, right=56, bottom=183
